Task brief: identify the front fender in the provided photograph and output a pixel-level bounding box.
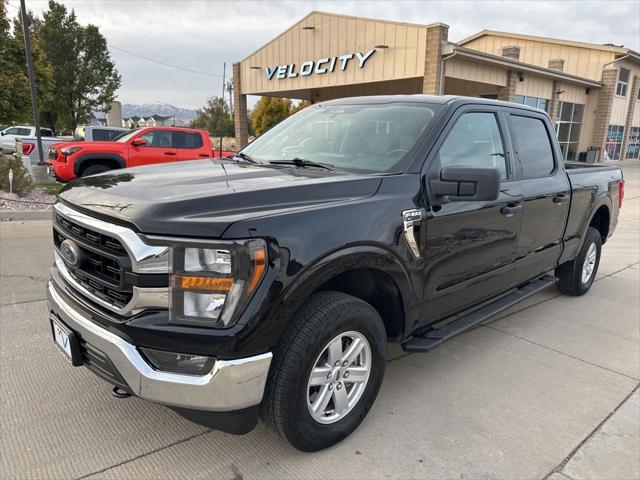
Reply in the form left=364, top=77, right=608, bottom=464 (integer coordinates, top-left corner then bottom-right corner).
left=236, top=243, right=418, bottom=354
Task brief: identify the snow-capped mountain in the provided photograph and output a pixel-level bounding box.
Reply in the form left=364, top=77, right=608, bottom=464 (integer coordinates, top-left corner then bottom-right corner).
left=120, top=103, right=198, bottom=122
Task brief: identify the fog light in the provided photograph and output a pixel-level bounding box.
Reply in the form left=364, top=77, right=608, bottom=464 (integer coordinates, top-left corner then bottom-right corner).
left=140, top=347, right=215, bottom=375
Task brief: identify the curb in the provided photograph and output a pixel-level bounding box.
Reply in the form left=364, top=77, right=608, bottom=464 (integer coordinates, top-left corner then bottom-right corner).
left=0, top=210, right=52, bottom=221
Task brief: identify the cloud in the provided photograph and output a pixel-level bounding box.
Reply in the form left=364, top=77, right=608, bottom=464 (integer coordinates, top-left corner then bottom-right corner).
left=14, top=0, right=640, bottom=109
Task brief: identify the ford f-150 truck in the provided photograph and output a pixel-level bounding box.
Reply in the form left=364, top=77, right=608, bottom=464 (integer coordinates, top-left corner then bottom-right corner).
left=47, top=95, right=624, bottom=452
left=47, top=126, right=233, bottom=182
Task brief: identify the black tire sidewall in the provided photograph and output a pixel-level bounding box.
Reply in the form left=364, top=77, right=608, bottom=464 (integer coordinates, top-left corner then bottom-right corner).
left=578, top=229, right=602, bottom=292
left=281, top=296, right=386, bottom=451
left=81, top=165, right=110, bottom=177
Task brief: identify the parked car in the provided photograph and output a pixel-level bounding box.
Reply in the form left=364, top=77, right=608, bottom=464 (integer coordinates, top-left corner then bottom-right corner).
left=0, top=125, right=56, bottom=152
left=47, top=95, right=623, bottom=452
left=47, top=126, right=234, bottom=182
left=15, top=136, right=62, bottom=165
left=73, top=125, right=129, bottom=142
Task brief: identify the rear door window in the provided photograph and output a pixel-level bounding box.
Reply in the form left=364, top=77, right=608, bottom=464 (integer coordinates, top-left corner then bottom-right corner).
left=509, top=115, right=555, bottom=178
left=174, top=131, right=203, bottom=149
left=437, top=112, right=507, bottom=179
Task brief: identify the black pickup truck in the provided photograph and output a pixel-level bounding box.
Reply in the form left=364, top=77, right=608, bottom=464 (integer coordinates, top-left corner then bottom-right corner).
left=47, top=95, right=624, bottom=451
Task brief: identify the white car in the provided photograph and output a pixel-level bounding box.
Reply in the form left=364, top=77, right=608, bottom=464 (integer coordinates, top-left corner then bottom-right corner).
left=0, top=126, right=55, bottom=152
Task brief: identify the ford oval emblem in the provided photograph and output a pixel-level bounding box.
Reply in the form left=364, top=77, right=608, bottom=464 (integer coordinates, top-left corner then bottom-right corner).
left=60, top=239, right=80, bottom=267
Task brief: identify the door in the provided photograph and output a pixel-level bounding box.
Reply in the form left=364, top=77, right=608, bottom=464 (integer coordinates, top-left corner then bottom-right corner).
left=128, top=129, right=177, bottom=167
left=420, top=109, right=523, bottom=324
left=507, top=112, right=571, bottom=283
left=173, top=131, right=210, bottom=161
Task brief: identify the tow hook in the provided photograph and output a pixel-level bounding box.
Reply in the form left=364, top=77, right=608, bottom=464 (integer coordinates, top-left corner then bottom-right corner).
left=111, top=386, right=132, bottom=398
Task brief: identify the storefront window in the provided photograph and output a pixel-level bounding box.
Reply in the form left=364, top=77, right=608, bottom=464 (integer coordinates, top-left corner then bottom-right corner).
left=626, top=127, right=640, bottom=160
left=514, top=95, right=549, bottom=112
left=605, top=125, right=625, bottom=160
left=555, top=102, right=584, bottom=161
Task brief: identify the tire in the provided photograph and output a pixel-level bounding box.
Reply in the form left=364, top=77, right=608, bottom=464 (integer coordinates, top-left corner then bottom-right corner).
left=557, top=226, right=602, bottom=296
left=260, top=291, right=387, bottom=452
left=80, top=164, right=111, bottom=177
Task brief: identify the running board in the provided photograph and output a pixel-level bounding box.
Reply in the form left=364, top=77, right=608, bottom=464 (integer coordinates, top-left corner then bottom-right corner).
left=402, top=275, right=557, bottom=353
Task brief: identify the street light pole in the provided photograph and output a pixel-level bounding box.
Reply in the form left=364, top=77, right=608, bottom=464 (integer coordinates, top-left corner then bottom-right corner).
left=20, top=0, right=44, bottom=165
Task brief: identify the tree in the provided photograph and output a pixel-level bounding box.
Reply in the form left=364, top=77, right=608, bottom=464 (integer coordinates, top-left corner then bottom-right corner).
left=0, top=1, right=52, bottom=126
left=291, top=100, right=311, bottom=114
left=38, top=1, right=120, bottom=130
left=251, top=97, right=292, bottom=136
left=190, top=96, right=234, bottom=136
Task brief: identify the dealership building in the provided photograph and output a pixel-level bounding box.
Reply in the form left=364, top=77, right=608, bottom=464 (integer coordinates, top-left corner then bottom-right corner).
left=232, top=11, right=640, bottom=161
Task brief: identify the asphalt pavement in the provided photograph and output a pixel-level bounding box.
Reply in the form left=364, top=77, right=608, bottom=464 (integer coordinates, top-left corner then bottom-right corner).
left=1, top=160, right=638, bottom=480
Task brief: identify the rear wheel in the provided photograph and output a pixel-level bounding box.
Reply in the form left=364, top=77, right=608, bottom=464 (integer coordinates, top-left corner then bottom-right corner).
left=80, top=164, right=111, bottom=177
left=557, top=226, right=602, bottom=296
left=260, top=291, right=387, bottom=452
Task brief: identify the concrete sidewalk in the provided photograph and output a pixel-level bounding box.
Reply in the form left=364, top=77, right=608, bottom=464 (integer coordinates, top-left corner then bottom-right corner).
left=1, top=160, right=638, bottom=480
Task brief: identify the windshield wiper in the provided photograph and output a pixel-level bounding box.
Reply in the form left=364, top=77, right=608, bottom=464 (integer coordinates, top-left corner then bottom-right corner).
left=269, top=157, right=335, bottom=171
left=231, top=152, right=259, bottom=164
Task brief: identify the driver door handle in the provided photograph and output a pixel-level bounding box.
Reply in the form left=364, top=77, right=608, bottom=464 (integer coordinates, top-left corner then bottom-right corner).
left=500, top=203, right=522, bottom=217
left=164, top=151, right=176, bottom=156
left=553, top=193, right=569, bottom=204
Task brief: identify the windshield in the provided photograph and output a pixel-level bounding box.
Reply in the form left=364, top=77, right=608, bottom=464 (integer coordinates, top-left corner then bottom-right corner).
left=242, top=102, right=440, bottom=174
left=116, top=129, right=141, bottom=143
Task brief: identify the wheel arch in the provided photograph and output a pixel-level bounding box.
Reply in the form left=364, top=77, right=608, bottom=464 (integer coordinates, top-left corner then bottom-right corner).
left=273, top=245, right=416, bottom=342
left=73, top=153, right=126, bottom=176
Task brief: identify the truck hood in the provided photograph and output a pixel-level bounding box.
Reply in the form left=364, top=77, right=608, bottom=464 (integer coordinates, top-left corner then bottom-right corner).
left=58, top=159, right=382, bottom=237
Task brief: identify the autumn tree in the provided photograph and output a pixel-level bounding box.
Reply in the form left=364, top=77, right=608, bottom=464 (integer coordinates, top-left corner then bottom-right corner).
left=250, top=97, right=293, bottom=136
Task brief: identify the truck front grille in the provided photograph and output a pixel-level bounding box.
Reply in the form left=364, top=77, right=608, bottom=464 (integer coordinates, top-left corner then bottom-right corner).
left=51, top=203, right=169, bottom=317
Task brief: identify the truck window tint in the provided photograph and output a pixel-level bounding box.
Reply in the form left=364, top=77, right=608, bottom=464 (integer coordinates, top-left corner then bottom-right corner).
left=92, top=129, right=122, bottom=141
left=140, top=130, right=173, bottom=147
left=511, top=115, right=555, bottom=177
left=437, top=112, right=507, bottom=179
left=41, top=128, right=54, bottom=137
left=241, top=103, right=439, bottom=174
left=174, top=131, right=203, bottom=149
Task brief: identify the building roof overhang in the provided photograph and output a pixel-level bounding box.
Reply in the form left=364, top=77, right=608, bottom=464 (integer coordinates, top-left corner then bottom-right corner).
left=444, top=44, right=602, bottom=89
left=458, top=29, right=630, bottom=55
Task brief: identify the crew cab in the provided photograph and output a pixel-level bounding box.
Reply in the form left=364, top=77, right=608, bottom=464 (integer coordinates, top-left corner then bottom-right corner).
left=47, top=126, right=230, bottom=182
left=1, top=125, right=56, bottom=152
left=47, top=96, right=623, bottom=452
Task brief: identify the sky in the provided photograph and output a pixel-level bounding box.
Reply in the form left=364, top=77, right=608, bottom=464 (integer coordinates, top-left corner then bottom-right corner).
left=5, top=0, right=640, bottom=110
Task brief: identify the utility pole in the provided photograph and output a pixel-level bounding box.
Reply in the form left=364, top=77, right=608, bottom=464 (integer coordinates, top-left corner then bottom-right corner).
left=20, top=0, right=44, bottom=165
left=219, top=62, right=225, bottom=156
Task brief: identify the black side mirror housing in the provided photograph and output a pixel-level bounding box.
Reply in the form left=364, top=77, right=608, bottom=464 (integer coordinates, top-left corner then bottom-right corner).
left=430, top=166, right=501, bottom=202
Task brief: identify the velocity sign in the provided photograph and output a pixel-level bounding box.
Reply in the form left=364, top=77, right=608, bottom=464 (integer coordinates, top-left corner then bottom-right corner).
left=265, top=49, right=376, bottom=80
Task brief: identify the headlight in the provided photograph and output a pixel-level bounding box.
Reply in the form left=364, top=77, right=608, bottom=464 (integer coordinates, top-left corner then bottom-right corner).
left=60, top=146, right=81, bottom=156
left=168, top=239, right=267, bottom=328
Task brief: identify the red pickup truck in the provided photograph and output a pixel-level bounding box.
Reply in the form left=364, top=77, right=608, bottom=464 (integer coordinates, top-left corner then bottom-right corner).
left=48, top=126, right=234, bottom=182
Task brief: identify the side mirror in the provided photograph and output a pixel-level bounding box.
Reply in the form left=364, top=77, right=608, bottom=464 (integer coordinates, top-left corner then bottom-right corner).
left=430, top=166, right=500, bottom=202
left=0, top=132, right=5, bottom=136
left=131, top=137, right=147, bottom=146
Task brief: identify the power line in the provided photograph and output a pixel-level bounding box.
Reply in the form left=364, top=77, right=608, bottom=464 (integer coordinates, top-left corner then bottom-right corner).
left=108, top=44, right=229, bottom=79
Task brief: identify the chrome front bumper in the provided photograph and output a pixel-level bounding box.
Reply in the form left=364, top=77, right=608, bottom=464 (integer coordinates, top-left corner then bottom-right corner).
left=47, top=281, right=272, bottom=412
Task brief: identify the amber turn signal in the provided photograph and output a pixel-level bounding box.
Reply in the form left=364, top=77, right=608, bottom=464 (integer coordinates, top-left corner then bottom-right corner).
left=172, top=275, right=234, bottom=292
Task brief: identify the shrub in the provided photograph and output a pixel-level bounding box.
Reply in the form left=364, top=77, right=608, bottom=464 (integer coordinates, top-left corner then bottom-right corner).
left=0, top=154, right=33, bottom=197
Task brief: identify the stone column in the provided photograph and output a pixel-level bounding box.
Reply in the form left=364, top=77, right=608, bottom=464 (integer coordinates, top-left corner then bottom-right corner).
left=591, top=67, right=618, bottom=158
left=422, top=23, right=449, bottom=95
left=497, top=71, right=517, bottom=102
left=549, top=80, right=561, bottom=128
left=620, top=74, right=639, bottom=160
left=232, top=62, right=249, bottom=150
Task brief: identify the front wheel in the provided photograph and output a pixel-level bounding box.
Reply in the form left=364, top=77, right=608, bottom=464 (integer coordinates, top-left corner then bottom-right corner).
left=557, top=226, right=602, bottom=296
left=260, top=291, right=387, bottom=451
